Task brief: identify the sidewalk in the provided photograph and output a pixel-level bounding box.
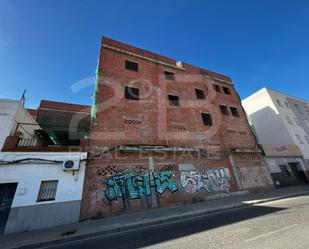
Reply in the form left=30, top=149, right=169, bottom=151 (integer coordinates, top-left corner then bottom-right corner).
left=1, top=185, right=309, bottom=249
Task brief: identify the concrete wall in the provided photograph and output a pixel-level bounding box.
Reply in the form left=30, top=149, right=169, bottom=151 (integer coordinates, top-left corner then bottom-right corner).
left=242, top=88, right=295, bottom=145
left=4, top=200, right=81, bottom=234
left=0, top=152, right=87, bottom=233
left=231, top=152, right=274, bottom=191
left=267, top=89, right=309, bottom=159
left=243, top=88, right=309, bottom=160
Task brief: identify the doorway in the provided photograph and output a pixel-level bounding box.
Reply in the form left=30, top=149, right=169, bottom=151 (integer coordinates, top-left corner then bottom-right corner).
left=0, top=183, right=18, bottom=234
left=288, top=163, right=308, bottom=184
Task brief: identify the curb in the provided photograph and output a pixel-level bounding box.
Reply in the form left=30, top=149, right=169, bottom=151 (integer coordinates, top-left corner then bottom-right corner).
left=12, top=190, right=309, bottom=249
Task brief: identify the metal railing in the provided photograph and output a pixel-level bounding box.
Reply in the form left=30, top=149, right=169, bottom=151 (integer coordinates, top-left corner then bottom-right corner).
left=18, top=138, right=43, bottom=147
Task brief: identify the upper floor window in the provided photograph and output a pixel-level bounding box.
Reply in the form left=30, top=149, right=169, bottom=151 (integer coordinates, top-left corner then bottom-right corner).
left=223, top=87, right=231, bottom=95
left=285, top=102, right=291, bottom=109
left=125, top=86, right=140, bottom=100
left=37, top=180, right=58, bottom=202
left=276, top=100, right=283, bottom=107
left=295, top=134, right=304, bottom=144
left=168, top=95, right=180, bottom=106
left=220, top=105, right=229, bottom=115
left=213, top=84, right=221, bottom=92
left=285, top=116, right=293, bottom=125
left=294, top=104, right=303, bottom=114
left=230, top=107, right=240, bottom=117
left=294, top=117, right=301, bottom=126
left=164, top=71, right=175, bottom=81
left=195, top=89, right=205, bottom=99
left=201, top=113, right=213, bottom=126
left=125, top=60, right=138, bottom=72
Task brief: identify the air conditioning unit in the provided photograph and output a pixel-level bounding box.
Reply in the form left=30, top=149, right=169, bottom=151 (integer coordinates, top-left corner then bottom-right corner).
left=62, top=160, right=80, bottom=171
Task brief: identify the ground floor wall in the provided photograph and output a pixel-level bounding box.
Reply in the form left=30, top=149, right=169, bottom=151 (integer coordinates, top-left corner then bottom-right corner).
left=264, top=157, right=309, bottom=187
left=81, top=150, right=273, bottom=220
left=0, top=152, right=87, bottom=234
left=230, top=152, right=274, bottom=192
left=4, top=200, right=81, bottom=234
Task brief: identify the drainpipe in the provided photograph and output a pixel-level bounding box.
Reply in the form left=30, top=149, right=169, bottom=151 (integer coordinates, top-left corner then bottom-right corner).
left=148, top=156, right=158, bottom=208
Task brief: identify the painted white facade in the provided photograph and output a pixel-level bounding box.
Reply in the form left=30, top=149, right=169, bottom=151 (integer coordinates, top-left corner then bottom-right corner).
left=0, top=152, right=87, bottom=207
left=0, top=99, right=38, bottom=150
left=242, top=88, right=309, bottom=160
left=0, top=152, right=87, bottom=233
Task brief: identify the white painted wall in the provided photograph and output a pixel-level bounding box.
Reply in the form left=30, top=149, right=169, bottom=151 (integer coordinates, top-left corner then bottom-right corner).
left=266, top=89, right=309, bottom=159
left=0, top=99, right=39, bottom=150
left=0, top=99, right=20, bottom=150
left=0, top=152, right=87, bottom=207
left=242, top=88, right=294, bottom=145
left=243, top=88, right=309, bottom=160
left=15, top=103, right=40, bottom=139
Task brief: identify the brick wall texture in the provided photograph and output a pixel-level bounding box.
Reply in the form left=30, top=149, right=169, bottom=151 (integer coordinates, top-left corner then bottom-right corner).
left=80, top=37, right=272, bottom=220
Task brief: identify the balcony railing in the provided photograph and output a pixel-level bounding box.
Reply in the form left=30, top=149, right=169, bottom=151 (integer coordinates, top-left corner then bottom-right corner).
left=17, top=138, right=43, bottom=147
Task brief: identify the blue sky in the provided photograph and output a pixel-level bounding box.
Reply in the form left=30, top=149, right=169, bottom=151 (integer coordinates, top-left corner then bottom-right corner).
left=1, top=0, right=309, bottom=108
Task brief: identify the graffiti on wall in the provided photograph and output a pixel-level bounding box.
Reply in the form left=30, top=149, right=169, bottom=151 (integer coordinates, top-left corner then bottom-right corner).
left=105, top=170, right=178, bottom=201
left=104, top=167, right=231, bottom=201
left=180, top=168, right=231, bottom=194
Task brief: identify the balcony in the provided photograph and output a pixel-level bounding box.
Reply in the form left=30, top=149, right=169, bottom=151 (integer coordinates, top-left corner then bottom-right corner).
left=2, top=136, right=88, bottom=152
left=2, top=122, right=89, bottom=152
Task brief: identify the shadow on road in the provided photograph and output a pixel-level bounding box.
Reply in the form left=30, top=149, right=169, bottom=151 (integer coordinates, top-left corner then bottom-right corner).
left=66, top=205, right=287, bottom=249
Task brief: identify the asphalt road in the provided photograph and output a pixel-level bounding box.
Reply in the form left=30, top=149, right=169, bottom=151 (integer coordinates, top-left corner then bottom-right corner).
left=42, top=194, right=309, bottom=249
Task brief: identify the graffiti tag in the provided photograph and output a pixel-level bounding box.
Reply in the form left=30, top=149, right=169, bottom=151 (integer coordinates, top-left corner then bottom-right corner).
left=105, top=170, right=178, bottom=201
left=180, top=168, right=231, bottom=194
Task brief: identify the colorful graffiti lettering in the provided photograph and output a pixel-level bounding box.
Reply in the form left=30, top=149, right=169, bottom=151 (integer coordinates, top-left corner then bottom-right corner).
left=180, top=168, right=231, bottom=194
left=153, top=171, right=178, bottom=194
left=105, top=170, right=178, bottom=201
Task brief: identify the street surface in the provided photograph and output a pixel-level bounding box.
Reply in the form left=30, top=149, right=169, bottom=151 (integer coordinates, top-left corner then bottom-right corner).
left=43, top=194, right=309, bottom=249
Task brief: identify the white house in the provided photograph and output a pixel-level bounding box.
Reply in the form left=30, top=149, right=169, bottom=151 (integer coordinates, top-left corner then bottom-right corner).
left=242, top=88, right=309, bottom=187
left=0, top=99, right=89, bottom=234
left=0, top=152, right=87, bottom=234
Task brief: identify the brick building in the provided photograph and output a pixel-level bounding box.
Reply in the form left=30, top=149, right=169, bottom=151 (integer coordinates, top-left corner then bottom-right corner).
left=81, top=38, right=273, bottom=220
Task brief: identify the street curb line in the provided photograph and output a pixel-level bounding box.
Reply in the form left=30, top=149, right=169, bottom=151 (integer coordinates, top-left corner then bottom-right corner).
left=11, top=191, right=309, bottom=249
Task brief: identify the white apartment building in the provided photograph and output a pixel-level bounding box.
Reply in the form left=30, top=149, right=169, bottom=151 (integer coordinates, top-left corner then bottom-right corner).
left=242, top=88, right=309, bottom=187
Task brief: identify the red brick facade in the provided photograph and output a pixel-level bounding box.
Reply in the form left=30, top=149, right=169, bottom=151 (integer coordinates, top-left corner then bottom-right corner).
left=80, top=37, right=272, bottom=220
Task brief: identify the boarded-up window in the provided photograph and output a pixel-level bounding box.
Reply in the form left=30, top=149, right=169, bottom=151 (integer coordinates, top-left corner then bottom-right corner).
left=37, top=180, right=58, bottom=202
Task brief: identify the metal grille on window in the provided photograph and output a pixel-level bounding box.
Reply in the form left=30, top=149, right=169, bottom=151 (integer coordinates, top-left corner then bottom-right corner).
left=37, top=180, right=58, bottom=202
left=279, top=165, right=290, bottom=177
